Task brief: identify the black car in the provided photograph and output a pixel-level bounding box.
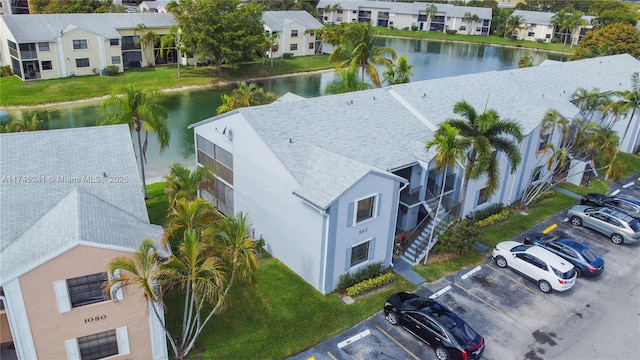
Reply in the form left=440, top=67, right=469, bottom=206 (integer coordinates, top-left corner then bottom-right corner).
left=523, top=233, right=605, bottom=278
left=580, top=193, right=640, bottom=219
left=384, top=292, right=484, bottom=360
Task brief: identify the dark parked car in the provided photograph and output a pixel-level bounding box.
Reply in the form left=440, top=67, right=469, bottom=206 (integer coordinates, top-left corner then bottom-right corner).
left=384, top=292, right=484, bottom=360
left=523, top=233, right=604, bottom=278
left=580, top=193, right=640, bottom=219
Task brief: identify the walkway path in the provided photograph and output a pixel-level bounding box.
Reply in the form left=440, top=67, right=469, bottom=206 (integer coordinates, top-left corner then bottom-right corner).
left=391, top=257, right=426, bottom=286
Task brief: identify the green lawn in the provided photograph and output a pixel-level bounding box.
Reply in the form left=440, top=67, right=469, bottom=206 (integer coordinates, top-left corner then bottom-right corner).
left=375, top=28, right=575, bottom=54
left=145, top=182, right=169, bottom=225
left=0, top=55, right=332, bottom=106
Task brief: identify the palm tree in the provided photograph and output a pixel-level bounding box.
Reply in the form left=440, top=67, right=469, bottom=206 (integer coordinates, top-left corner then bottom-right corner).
left=328, top=23, right=397, bottom=87
left=424, top=4, right=438, bottom=31
left=325, top=67, right=374, bottom=94
left=104, top=239, right=180, bottom=357
left=161, top=229, right=225, bottom=360
left=540, top=109, right=570, bottom=149
left=603, top=72, right=640, bottom=177
left=212, top=212, right=258, bottom=293
left=266, top=31, right=279, bottom=67
left=164, top=163, right=215, bottom=205
left=571, top=87, right=610, bottom=122
left=0, top=112, right=42, bottom=133
left=567, top=11, right=586, bottom=47
left=444, top=100, right=524, bottom=205
left=160, top=25, right=183, bottom=77
left=216, top=82, right=277, bottom=115
left=423, top=123, right=469, bottom=265
left=462, top=12, right=479, bottom=35
left=518, top=55, right=533, bottom=68
left=164, top=198, right=221, bottom=251
left=504, top=14, right=525, bottom=39
left=135, top=23, right=159, bottom=66
left=383, top=55, right=414, bottom=85
left=100, top=84, right=170, bottom=199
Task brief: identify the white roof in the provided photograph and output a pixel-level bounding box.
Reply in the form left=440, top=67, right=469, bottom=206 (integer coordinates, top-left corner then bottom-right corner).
left=263, top=11, right=323, bottom=32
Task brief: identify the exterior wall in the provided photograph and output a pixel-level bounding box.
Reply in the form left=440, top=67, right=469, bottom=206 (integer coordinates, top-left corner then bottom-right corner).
left=17, top=245, right=158, bottom=360
left=195, top=116, right=327, bottom=292
left=0, top=312, right=11, bottom=343
left=520, top=23, right=555, bottom=43
left=59, top=28, right=104, bottom=77
left=389, top=12, right=418, bottom=30
left=267, top=23, right=320, bottom=58
left=327, top=173, right=399, bottom=292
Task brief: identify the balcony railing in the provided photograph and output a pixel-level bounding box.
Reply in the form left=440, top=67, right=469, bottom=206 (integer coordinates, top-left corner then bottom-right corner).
left=400, top=186, right=422, bottom=205
left=20, top=50, right=37, bottom=59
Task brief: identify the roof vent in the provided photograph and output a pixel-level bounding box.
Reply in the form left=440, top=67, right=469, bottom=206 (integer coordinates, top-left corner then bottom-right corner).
left=289, top=138, right=293, bottom=144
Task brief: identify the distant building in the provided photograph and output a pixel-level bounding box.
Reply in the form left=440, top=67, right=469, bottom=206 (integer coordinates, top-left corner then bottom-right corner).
left=0, top=13, right=177, bottom=80
left=0, top=125, right=167, bottom=360
left=511, top=10, right=594, bottom=45
left=317, top=0, right=492, bottom=35
left=263, top=11, right=324, bottom=58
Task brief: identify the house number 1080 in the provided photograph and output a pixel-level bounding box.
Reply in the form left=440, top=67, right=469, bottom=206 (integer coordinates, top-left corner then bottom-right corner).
left=85, top=315, right=107, bottom=323
left=359, top=228, right=368, bottom=235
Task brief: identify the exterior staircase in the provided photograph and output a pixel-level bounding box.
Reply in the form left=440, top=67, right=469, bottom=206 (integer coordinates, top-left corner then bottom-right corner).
left=400, top=206, right=448, bottom=266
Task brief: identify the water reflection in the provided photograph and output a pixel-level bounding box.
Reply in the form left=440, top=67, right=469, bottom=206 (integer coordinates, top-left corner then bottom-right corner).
left=8, top=38, right=567, bottom=182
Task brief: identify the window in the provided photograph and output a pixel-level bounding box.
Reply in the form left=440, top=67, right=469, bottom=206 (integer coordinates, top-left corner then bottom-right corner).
left=309, top=42, right=314, bottom=49
left=350, top=241, right=370, bottom=267
left=459, top=26, right=466, bottom=31
left=477, top=187, right=489, bottom=206
left=38, top=42, right=50, bottom=51
left=67, top=272, right=108, bottom=308
left=41, top=60, right=53, bottom=70
left=76, top=58, right=90, bottom=68
left=109, top=39, right=119, bottom=46
left=356, top=196, right=375, bottom=223
left=528, top=32, right=535, bottom=37
left=111, top=56, right=121, bottom=64
left=290, top=29, right=298, bottom=37
left=290, top=44, right=298, bottom=51
left=532, top=166, right=542, bottom=182
left=538, top=133, right=550, bottom=151
left=77, top=330, right=118, bottom=360
left=73, top=39, right=88, bottom=50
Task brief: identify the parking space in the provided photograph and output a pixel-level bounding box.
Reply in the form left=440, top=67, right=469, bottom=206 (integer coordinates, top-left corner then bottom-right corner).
left=290, top=173, right=640, bottom=360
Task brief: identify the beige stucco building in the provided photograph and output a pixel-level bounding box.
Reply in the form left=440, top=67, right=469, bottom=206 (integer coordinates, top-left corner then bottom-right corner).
left=0, top=125, right=167, bottom=360
left=0, top=13, right=176, bottom=80
left=263, top=11, right=324, bottom=59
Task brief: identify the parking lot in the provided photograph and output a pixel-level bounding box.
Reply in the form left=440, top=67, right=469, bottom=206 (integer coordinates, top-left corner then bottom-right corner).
left=291, top=175, right=640, bottom=360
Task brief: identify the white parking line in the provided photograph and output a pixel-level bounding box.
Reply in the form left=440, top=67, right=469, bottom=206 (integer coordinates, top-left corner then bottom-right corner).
left=622, top=182, right=634, bottom=188
left=429, top=285, right=452, bottom=299
left=337, top=329, right=370, bottom=349
left=610, top=189, right=620, bottom=196
left=461, top=266, right=482, bottom=280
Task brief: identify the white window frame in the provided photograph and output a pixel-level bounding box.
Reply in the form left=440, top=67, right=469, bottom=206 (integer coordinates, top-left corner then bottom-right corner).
left=353, top=194, right=378, bottom=226
left=72, top=39, right=88, bottom=50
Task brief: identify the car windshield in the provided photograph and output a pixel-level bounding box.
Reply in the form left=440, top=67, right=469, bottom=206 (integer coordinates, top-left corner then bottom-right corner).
left=510, top=244, right=531, bottom=252
left=629, top=219, right=640, bottom=232
left=437, top=313, right=477, bottom=345
left=552, top=266, right=575, bottom=279
left=581, top=248, right=598, bottom=263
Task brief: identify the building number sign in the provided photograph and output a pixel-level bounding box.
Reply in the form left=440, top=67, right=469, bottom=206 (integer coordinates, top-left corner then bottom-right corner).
left=358, top=227, right=368, bottom=235
left=85, top=315, right=107, bottom=324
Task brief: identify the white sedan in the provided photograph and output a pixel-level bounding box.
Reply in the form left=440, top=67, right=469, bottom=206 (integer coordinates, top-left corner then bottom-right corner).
left=491, top=241, right=577, bottom=293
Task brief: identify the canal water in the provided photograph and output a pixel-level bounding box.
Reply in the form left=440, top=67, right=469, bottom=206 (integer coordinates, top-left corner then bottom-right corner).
left=9, top=38, right=567, bottom=182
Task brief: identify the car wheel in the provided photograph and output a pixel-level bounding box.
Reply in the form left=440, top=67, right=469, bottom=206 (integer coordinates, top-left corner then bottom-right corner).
left=495, top=256, right=507, bottom=268
left=574, top=267, right=582, bottom=278
left=570, top=216, right=582, bottom=226
left=610, top=233, right=624, bottom=245
left=386, top=311, right=399, bottom=325
left=539, top=280, right=552, bottom=293
left=435, top=346, right=449, bottom=360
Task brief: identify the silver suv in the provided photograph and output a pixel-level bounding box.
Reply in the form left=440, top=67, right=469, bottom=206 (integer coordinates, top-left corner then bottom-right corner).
left=567, top=205, right=640, bottom=245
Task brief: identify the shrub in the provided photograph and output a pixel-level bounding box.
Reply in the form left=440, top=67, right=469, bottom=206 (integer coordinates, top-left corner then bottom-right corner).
left=446, top=29, right=458, bottom=35
left=1, top=65, right=12, bottom=77
left=389, top=25, right=395, bottom=30
left=470, top=203, right=505, bottom=221
left=282, top=52, right=293, bottom=59
left=102, top=65, right=120, bottom=76
left=476, top=209, right=510, bottom=228
left=411, top=25, right=418, bottom=31
left=529, top=189, right=556, bottom=205
left=346, top=272, right=396, bottom=297
left=337, top=262, right=385, bottom=291
left=436, top=218, right=480, bottom=255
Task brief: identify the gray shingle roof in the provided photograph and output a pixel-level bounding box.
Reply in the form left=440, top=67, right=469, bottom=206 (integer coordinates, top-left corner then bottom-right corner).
left=293, top=146, right=405, bottom=209
left=0, top=13, right=176, bottom=43
left=317, top=1, right=490, bottom=18
left=0, top=125, right=149, bottom=251
left=0, top=188, right=163, bottom=284
left=512, top=10, right=555, bottom=25
left=263, top=11, right=323, bottom=32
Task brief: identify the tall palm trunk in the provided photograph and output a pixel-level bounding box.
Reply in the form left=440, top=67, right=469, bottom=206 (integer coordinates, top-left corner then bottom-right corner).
left=424, top=165, right=448, bottom=265
left=135, top=120, right=148, bottom=199
left=607, top=107, right=637, bottom=179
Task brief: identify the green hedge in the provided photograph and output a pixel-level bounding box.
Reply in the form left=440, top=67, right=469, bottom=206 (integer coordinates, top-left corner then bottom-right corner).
left=346, top=272, right=396, bottom=297
left=477, top=209, right=510, bottom=228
